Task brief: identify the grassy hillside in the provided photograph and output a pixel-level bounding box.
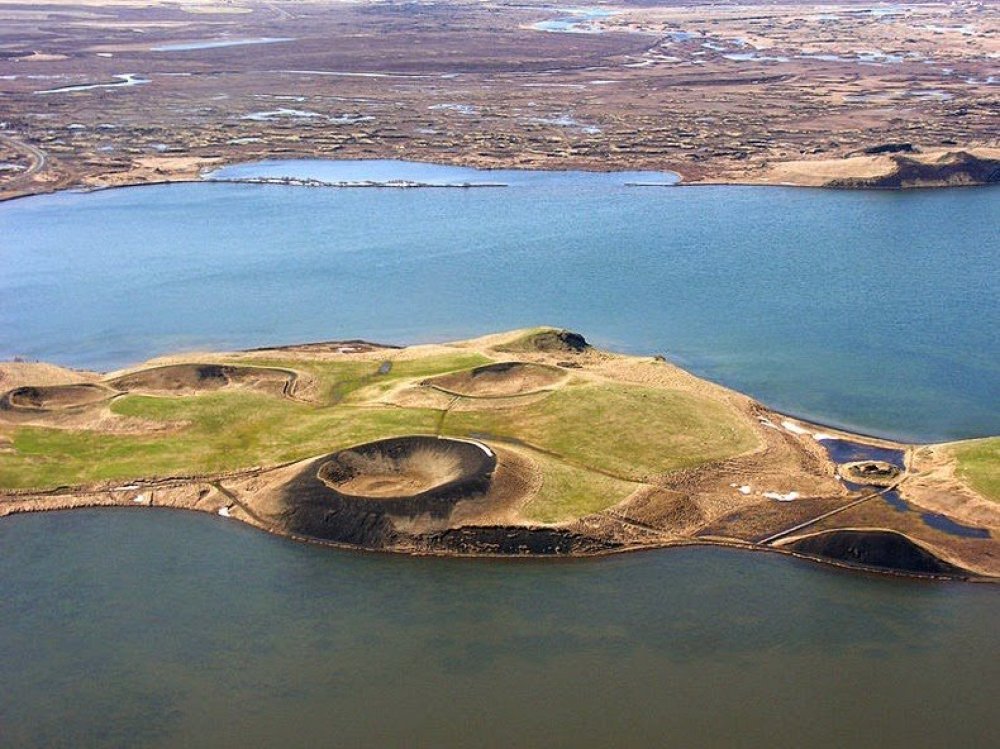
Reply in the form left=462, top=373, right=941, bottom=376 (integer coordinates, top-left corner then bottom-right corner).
left=952, top=437, right=1000, bottom=503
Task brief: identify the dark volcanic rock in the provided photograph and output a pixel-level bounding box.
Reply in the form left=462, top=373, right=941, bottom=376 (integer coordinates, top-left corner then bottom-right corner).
left=863, top=143, right=915, bottom=155
left=827, top=151, right=1000, bottom=189
left=526, top=329, right=590, bottom=353
left=422, top=525, right=620, bottom=555
left=784, top=529, right=966, bottom=576
left=279, top=437, right=496, bottom=546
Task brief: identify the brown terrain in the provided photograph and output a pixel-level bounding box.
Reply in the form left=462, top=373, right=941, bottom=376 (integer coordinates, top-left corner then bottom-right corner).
left=1, top=0, right=997, bottom=200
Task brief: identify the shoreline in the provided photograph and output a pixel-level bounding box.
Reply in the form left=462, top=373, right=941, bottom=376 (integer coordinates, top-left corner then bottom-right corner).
left=2, top=499, right=993, bottom=584
left=3, top=149, right=999, bottom=205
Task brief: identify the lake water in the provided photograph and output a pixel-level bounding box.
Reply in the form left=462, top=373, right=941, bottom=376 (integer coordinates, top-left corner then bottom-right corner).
left=0, top=509, right=997, bottom=749
left=531, top=8, right=616, bottom=35
left=1, top=160, right=997, bottom=441
left=1, top=162, right=999, bottom=746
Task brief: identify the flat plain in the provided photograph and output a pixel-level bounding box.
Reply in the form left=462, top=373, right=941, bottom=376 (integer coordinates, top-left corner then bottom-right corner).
left=0, top=0, right=997, bottom=198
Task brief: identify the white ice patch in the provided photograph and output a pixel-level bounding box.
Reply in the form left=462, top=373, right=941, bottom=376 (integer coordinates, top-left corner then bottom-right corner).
left=781, top=420, right=809, bottom=435
left=132, top=493, right=149, bottom=504
left=813, top=432, right=836, bottom=441
left=763, top=491, right=800, bottom=502
left=218, top=506, right=232, bottom=517
left=241, top=108, right=325, bottom=121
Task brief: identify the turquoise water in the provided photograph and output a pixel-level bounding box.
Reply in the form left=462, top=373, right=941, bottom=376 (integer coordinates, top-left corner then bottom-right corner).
left=0, top=509, right=997, bottom=749
left=1, top=161, right=996, bottom=441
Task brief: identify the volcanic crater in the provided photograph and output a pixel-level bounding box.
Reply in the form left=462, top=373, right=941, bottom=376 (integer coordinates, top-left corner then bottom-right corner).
left=108, top=363, right=295, bottom=397
left=0, top=383, right=116, bottom=412
left=423, top=361, right=567, bottom=398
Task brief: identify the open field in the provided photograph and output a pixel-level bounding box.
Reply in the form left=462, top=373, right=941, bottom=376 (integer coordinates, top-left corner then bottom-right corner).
left=441, top=383, right=758, bottom=480
left=1, top=328, right=997, bottom=578
left=0, top=0, right=997, bottom=199
left=952, top=438, right=1000, bottom=503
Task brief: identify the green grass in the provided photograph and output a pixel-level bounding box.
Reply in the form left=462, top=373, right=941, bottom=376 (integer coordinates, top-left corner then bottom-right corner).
left=231, top=351, right=491, bottom=404
left=0, top=354, right=758, bottom=505
left=952, top=437, right=1000, bottom=503
left=522, top=453, right=638, bottom=523
left=442, top=382, right=758, bottom=481
left=0, top=352, right=494, bottom=490
left=0, top=390, right=439, bottom=489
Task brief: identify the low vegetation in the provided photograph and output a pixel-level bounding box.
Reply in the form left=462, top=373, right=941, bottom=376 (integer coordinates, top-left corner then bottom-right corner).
left=952, top=437, right=1000, bottom=503
left=1, top=340, right=754, bottom=524
left=442, top=383, right=758, bottom=481
left=0, top=351, right=489, bottom=490
left=518, top=450, right=639, bottom=523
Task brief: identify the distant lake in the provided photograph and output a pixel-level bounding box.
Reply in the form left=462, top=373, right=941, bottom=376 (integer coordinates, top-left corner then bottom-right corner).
left=2, top=160, right=996, bottom=441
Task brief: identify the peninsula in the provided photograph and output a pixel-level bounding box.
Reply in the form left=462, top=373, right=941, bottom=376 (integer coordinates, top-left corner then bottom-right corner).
left=2, top=328, right=996, bottom=580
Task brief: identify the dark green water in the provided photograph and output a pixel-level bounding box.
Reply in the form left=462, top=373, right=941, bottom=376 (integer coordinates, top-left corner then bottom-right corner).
left=1, top=509, right=997, bottom=748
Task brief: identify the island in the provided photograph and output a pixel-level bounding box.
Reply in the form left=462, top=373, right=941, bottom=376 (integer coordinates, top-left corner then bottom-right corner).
left=1, top=328, right=996, bottom=581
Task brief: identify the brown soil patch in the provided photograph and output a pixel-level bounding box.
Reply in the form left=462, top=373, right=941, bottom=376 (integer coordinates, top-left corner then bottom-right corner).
left=901, top=444, right=1000, bottom=529
left=108, top=363, right=294, bottom=397
left=1, top=382, right=115, bottom=411
left=320, top=441, right=468, bottom=499
left=0, top=361, right=99, bottom=391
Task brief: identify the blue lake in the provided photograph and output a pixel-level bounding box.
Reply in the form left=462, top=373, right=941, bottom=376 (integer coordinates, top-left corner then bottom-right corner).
left=1, top=161, right=999, bottom=747
left=0, top=509, right=997, bottom=749
left=2, top=160, right=996, bottom=442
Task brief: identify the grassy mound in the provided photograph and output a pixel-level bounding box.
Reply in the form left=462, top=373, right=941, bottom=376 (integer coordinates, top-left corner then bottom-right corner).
left=442, top=383, right=758, bottom=481
left=424, top=362, right=566, bottom=398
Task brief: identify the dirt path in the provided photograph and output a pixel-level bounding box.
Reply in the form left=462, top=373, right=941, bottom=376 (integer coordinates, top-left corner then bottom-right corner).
left=757, top=490, right=887, bottom=545
left=0, top=133, right=47, bottom=185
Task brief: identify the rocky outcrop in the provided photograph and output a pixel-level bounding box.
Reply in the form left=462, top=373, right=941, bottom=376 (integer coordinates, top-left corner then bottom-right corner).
left=827, top=151, right=1000, bottom=189
left=781, top=529, right=966, bottom=576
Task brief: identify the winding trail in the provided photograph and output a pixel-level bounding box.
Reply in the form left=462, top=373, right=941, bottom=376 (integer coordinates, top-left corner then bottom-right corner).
left=0, top=133, right=47, bottom=186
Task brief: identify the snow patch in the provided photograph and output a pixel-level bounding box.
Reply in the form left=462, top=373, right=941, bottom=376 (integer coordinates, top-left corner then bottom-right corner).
left=763, top=491, right=800, bottom=502
left=781, top=420, right=809, bottom=435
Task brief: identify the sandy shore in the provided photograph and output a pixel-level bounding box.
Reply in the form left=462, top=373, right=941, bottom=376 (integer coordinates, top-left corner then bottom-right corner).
left=2, top=145, right=998, bottom=204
